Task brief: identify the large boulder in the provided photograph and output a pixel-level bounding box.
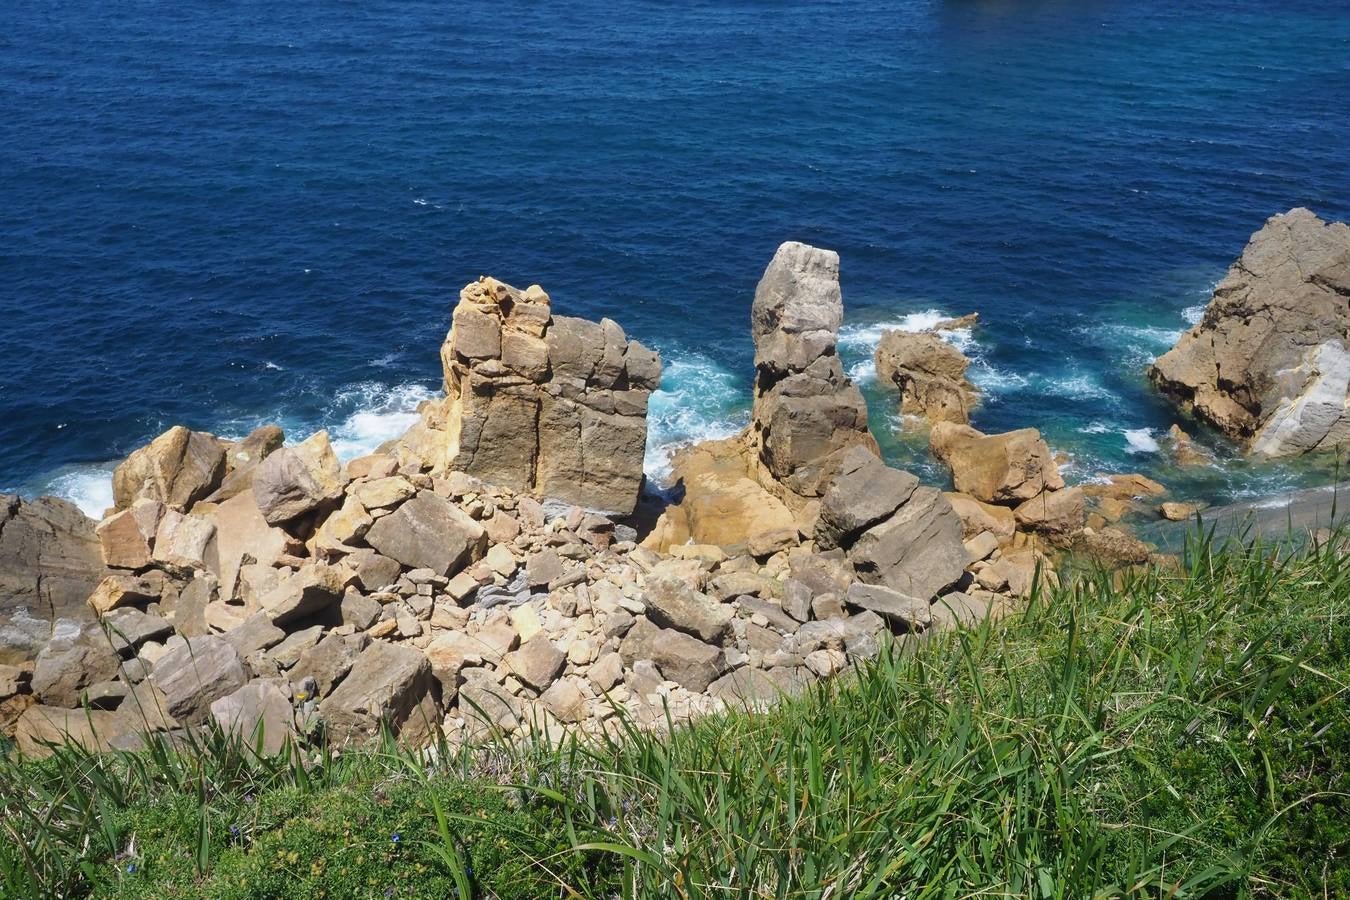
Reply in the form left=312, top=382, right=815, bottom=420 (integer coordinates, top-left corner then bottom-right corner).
left=30, top=620, right=122, bottom=707
left=112, top=426, right=226, bottom=512
left=814, top=446, right=918, bottom=550
left=1, top=495, right=107, bottom=665
left=148, top=635, right=248, bottom=725
left=395, top=278, right=660, bottom=515
left=251, top=430, right=344, bottom=526
left=875, top=329, right=978, bottom=424
left=848, top=487, right=967, bottom=600
left=618, top=617, right=726, bottom=693
left=210, top=680, right=294, bottom=754
left=317, top=641, right=438, bottom=745
left=364, top=490, right=486, bottom=577
left=929, top=423, right=1064, bottom=505
left=1149, top=208, right=1350, bottom=457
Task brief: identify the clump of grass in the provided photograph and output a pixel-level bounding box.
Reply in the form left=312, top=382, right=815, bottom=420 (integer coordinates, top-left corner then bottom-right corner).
left=2, top=528, right=1346, bottom=897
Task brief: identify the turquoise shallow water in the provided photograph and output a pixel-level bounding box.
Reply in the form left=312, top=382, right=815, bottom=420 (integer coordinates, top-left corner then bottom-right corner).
left=2, top=0, right=1348, bottom=515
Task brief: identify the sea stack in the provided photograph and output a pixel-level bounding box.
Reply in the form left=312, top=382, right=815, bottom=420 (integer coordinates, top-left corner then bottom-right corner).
left=1149, top=208, right=1350, bottom=457
left=396, top=277, right=662, bottom=516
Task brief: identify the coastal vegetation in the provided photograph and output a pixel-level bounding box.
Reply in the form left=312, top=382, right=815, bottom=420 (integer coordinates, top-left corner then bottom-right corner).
left=3, top=527, right=1346, bottom=898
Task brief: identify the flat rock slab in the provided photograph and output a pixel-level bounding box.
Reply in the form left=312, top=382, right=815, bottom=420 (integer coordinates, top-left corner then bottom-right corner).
left=365, top=490, right=486, bottom=577
left=317, top=641, right=436, bottom=745
left=149, top=635, right=248, bottom=725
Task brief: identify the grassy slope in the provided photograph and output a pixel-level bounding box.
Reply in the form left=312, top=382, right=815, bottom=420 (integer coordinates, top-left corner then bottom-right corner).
left=1, top=530, right=1346, bottom=899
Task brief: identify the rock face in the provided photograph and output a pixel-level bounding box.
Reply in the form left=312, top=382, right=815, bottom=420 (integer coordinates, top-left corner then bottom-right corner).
left=1149, top=209, right=1350, bottom=457
left=875, top=329, right=978, bottom=424
left=396, top=277, right=661, bottom=515
left=1, top=495, right=107, bottom=665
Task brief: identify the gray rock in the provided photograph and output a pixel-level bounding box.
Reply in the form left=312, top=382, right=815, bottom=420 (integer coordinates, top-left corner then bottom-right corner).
left=619, top=617, right=726, bottom=692
left=208, top=425, right=285, bottom=503
left=845, top=583, right=931, bottom=633
left=31, top=620, right=121, bottom=707
left=102, top=607, right=173, bottom=656
left=224, top=612, right=286, bottom=657
left=736, top=596, right=799, bottom=634
left=290, top=632, right=368, bottom=699
left=1, top=495, right=106, bottom=666
left=848, top=487, right=967, bottom=600
left=814, top=446, right=919, bottom=550
left=643, top=577, right=733, bottom=644
left=267, top=625, right=325, bottom=669
left=339, top=590, right=382, bottom=631
left=781, top=579, right=813, bottom=623
left=365, top=490, right=486, bottom=577
left=251, top=431, right=344, bottom=525
left=210, top=680, right=294, bottom=754
left=149, top=635, right=248, bottom=724
left=317, top=641, right=437, bottom=745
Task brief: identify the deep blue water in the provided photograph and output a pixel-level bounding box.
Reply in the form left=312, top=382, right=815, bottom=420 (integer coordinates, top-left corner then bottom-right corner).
left=3, top=0, right=1349, bottom=515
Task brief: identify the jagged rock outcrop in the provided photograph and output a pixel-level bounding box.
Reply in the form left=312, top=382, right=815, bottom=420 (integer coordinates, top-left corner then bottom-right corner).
left=4, top=256, right=1047, bottom=759
left=1, top=495, right=107, bottom=665
left=396, top=278, right=661, bottom=516
left=875, top=329, right=978, bottom=424
left=1149, top=209, right=1350, bottom=457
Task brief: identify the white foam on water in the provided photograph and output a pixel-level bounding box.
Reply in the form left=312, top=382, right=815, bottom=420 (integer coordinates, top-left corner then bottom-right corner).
left=328, top=382, right=437, bottom=460
left=40, top=463, right=117, bottom=519
left=839, top=308, right=980, bottom=385
left=1123, top=428, right=1160, bottom=454
left=1041, top=373, right=1118, bottom=402
left=1183, top=303, right=1207, bottom=325
left=1080, top=421, right=1113, bottom=434
left=644, top=355, right=747, bottom=485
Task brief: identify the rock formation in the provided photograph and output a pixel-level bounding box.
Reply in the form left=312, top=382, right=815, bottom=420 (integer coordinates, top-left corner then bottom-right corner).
left=1, top=255, right=1054, bottom=759
left=396, top=277, right=661, bottom=516
left=1149, top=208, right=1350, bottom=457
left=875, top=328, right=978, bottom=424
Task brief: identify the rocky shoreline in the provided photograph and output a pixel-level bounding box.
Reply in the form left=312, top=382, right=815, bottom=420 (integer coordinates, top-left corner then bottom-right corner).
left=2, top=209, right=1347, bottom=757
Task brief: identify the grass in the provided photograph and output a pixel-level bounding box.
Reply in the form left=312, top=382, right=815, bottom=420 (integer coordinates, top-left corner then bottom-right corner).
left=1, top=527, right=1347, bottom=898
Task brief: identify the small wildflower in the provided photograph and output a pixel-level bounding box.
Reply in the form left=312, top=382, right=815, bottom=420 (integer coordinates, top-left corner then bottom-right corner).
left=390, top=832, right=402, bottom=844
left=125, top=863, right=137, bottom=874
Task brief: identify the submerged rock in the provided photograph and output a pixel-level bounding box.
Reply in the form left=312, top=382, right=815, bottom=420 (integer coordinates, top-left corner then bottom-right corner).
left=1150, top=208, right=1350, bottom=457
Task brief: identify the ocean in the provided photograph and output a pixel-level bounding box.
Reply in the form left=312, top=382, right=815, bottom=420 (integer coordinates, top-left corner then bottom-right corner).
left=3, top=0, right=1349, bottom=517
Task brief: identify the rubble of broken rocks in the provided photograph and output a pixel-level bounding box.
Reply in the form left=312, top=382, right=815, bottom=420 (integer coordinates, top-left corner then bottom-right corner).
left=0, top=249, right=1163, bottom=761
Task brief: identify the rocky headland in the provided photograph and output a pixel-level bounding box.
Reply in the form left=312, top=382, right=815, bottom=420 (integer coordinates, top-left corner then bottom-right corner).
left=3, top=212, right=1346, bottom=758
left=1150, top=208, right=1350, bottom=457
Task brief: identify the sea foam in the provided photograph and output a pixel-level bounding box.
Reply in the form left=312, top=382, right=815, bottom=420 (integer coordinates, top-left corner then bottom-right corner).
left=644, top=355, right=747, bottom=485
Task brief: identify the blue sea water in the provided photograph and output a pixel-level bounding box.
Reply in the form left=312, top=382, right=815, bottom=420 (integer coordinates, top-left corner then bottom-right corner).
left=3, top=0, right=1349, bottom=516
